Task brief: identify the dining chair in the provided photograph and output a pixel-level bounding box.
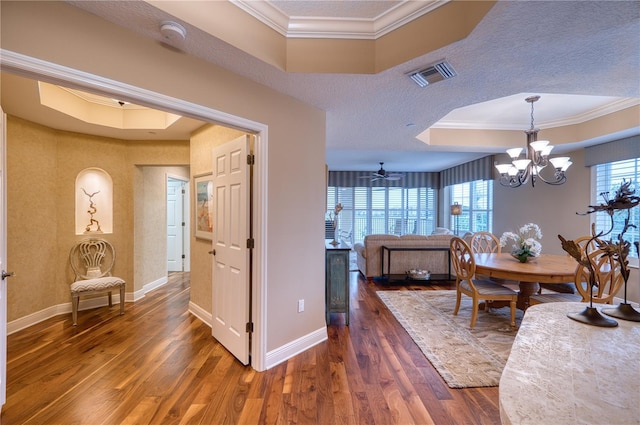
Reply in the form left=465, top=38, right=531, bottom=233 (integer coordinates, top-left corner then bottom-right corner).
left=531, top=247, right=623, bottom=306
left=573, top=248, right=624, bottom=304
left=470, top=231, right=501, bottom=254
left=470, top=231, right=510, bottom=284
left=539, top=235, right=597, bottom=295
left=69, top=238, right=126, bottom=326
left=450, top=237, right=517, bottom=328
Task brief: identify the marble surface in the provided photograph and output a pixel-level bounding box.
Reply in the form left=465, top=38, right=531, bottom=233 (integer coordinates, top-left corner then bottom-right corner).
left=500, top=302, right=640, bottom=425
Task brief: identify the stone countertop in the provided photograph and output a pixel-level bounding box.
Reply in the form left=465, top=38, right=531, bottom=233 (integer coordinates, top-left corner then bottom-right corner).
left=499, top=302, right=640, bottom=425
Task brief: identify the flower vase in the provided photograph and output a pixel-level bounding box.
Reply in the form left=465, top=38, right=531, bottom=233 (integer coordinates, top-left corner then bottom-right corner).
left=511, top=253, right=530, bottom=263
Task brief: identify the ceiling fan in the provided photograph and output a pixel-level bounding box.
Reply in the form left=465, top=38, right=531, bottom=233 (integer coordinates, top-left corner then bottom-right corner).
left=360, top=162, right=404, bottom=182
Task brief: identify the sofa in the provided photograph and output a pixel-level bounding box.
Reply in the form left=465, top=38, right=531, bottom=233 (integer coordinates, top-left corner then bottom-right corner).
left=353, top=233, right=456, bottom=281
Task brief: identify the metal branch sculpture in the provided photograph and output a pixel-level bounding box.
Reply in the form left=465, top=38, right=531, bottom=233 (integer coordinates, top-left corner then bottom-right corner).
left=82, top=188, right=103, bottom=233
left=559, top=179, right=640, bottom=326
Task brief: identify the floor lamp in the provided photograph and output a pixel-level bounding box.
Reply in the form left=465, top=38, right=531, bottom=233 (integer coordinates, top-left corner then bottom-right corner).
left=451, top=202, right=462, bottom=236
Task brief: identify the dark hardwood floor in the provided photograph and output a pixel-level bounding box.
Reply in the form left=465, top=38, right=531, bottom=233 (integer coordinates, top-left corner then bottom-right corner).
left=1, top=270, right=501, bottom=424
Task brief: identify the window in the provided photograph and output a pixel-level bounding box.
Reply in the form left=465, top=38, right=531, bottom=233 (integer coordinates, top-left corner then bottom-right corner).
left=327, top=186, right=437, bottom=244
left=448, top=180, right=493, bottom=235
left=592, top=158, right=639, bottom=265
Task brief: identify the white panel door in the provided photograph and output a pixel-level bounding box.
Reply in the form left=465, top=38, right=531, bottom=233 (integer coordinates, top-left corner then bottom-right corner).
left=212, top=135, right=250, bottom=365
left=0, top=107, right=8, bottom=411
left=167, top=178, right=185, bottom=272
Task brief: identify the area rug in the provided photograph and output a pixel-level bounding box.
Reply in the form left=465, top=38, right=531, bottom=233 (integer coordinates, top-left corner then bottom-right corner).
left=376, top=290, right=524, bottom=388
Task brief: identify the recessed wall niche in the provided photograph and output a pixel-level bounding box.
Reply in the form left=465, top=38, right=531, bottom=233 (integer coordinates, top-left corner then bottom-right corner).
left=75, top=168, right=113, bottom=235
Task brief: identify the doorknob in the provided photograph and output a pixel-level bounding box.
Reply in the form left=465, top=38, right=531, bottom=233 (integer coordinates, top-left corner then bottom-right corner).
left=208, top=250, right=216, bottom=255
left=2, top=270, right=14, bottom=280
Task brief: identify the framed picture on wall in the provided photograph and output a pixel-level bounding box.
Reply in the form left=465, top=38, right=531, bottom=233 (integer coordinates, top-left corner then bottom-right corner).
left=194, top=173, right=214, bottom=240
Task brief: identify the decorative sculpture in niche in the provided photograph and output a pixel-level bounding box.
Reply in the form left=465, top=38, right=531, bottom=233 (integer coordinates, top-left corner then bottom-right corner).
left=82, top=188, right=102, bottom=233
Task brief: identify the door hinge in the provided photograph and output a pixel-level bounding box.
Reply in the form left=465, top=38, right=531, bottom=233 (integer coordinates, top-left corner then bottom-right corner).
left=181, top=222, right=185, bottom=227
left=247, top=238, right=255, bottom=249
left=247, top=154, right=255, bottom=165
left=181, top=188, right=185, bottom=194
left=181, top=254, right=186, bottom=259
left=246, top=322, right=254, bottom=333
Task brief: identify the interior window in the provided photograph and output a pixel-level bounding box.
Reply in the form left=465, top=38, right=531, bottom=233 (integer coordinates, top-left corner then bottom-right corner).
left=448, top=180, right=493, bottom=235
left=327, top=186, right=437, bottom=244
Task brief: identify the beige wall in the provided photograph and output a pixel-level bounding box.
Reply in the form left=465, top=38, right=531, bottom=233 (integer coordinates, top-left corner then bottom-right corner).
left=6, top=116, right=189, bottom=321
left=2, top=1, right=329, bottom=354
left=134, top=165, right=190, bottom=292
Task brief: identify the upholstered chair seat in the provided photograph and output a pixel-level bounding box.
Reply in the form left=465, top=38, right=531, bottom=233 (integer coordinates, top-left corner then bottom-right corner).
left=69, top=238, right=126, bottom=326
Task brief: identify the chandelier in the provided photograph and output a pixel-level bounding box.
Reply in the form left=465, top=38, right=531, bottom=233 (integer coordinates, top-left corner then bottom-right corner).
left=495, top=95, right=572, bottom=187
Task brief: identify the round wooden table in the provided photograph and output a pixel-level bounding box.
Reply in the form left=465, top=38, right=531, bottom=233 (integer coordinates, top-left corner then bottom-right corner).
left=474, top=253, right=578, bottom=310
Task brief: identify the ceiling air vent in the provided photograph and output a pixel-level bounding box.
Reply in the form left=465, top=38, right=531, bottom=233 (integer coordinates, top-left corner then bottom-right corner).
left=408, top=60, right=457, bottom=88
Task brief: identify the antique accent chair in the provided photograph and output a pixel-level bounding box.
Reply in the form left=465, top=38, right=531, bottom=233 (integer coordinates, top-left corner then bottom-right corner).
left=69, top=238, right=126, bottom=326
left=450, top=237, right=518, bottom=328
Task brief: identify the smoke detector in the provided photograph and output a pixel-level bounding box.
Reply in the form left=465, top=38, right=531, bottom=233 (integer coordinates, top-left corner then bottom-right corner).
left=408, top=60, right=457, bottom=88
left=160, top=21, right=186, bottom=46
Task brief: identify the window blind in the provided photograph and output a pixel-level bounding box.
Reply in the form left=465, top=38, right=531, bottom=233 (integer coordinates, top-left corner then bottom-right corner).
left=327, top=185, right=437, bottom=243
left=593, top=158, right=639, bottom=259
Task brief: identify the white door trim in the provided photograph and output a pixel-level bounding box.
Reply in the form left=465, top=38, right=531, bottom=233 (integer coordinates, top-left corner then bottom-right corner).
left=0, top=49, right=269, bottom=371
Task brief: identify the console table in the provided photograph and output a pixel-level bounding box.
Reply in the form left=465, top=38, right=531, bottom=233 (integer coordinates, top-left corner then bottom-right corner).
left=325, top=240, right=350, bottom=325
left=500, top=302, right=640, bottom=424
left=380, top=245, right=452, bottom=283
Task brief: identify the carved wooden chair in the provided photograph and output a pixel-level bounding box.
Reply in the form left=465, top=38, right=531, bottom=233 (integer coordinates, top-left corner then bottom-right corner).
left=470, top=231, right=501, bottom=254
left=450, top=237, right=517, bottom=328
left=531, top=247, right=622, bottom=306
left=539, top=235, right=598, bottom=294
left=69, top=238, right=125, bottom=326
left=574, top=248, right=624, bottom=304
left=470, top=231, right=508, bottom=284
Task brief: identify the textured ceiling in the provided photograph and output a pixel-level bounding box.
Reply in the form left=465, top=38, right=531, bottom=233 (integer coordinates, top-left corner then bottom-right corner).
left=4, top=0, right=640, bottom=172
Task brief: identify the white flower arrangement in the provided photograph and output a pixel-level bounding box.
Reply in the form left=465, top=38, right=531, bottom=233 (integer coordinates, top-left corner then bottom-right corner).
left=500, top=223, right=543, bottom=261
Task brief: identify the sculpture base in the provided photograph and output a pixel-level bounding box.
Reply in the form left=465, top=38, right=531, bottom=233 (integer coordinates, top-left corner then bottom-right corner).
left=602, top=303, right=640, bottom=322
left=567, top=306, right=618, bottom=327
left=330, top=239, right=339, bottom=246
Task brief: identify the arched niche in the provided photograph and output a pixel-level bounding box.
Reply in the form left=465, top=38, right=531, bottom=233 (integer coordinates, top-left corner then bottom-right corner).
left=75, top=168, right=113, bottom=235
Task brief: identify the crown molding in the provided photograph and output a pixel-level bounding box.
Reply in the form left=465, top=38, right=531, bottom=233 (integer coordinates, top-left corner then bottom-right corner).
left=432, top=98, right=640, bottom=130
left=231, top=0, right=448, bottom=40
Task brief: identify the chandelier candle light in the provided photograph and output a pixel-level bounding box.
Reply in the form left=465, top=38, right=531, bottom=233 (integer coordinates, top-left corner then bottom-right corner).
left=495, top=95, right=572, bottom=188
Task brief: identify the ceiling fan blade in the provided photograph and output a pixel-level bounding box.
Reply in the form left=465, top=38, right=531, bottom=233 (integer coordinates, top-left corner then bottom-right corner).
left=385, top=176, right=402, bottom=181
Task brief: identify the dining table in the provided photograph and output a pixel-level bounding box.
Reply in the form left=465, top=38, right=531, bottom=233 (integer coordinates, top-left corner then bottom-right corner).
left=474, top=252, right=578, bottom=310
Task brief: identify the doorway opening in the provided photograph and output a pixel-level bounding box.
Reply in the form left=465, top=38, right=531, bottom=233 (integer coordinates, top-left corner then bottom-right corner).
left=167, top=174, right=190, bottom=273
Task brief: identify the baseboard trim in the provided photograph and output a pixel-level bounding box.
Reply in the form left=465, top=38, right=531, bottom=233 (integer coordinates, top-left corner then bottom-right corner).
left=7, top=294, right=121, bottom=335
left=7, top=276, right=169, bottom=335
left=188, top=301, right=212, bottom=327
left=265, top=326, right=328, bottom=369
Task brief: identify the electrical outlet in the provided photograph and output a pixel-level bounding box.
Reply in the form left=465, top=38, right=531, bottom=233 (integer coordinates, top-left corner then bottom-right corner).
left=298, top=299, right=304, bottom=313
